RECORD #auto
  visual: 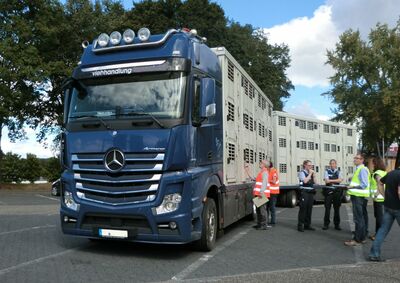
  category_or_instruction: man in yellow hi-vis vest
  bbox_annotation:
[344,153,370,246]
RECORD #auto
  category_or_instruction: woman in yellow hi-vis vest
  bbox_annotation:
[344,153,370,246]
[367,157,387,240]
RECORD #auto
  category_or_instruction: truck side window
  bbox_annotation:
[192,79,201,124]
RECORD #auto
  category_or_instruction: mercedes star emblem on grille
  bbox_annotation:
[104,149,125,172]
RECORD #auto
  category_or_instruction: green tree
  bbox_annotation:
[0,152,24,183]
[325,21,400,165]
[42,157,62,182]
[22,153,42,183]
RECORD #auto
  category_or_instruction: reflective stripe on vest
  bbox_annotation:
[253,168,270,198]
[370,170,387,202]
[348,165,370,197]
[269,168,280,194]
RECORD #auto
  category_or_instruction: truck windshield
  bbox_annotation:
[68,72,186,121]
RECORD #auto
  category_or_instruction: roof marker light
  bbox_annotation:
[123,29,135,43]
[98,33,109,47]
[138,28,151,42]
[110,31,122,45]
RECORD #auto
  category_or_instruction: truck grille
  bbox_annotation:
[72,152,164,205]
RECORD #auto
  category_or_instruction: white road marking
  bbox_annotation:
[345,204,365,263]
[171,208,288,281]
[0,225,56,236]
[0,249,76,276]
[35,194,60,202]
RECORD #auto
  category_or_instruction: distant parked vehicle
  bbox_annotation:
[51,179,61,196]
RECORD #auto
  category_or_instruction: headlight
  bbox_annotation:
[97,33,109,47]
[154,193,182,215]
[109,31,122,45]
[138,28,151,41]
[123,29,135,43]
[64,190,80,211]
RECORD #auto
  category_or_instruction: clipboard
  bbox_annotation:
[252,194,269,207]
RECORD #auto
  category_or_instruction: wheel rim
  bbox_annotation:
[208,210,216,242]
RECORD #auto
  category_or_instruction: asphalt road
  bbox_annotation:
[0,189,399,283]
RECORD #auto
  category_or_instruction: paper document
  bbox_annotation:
[252,194,269,207]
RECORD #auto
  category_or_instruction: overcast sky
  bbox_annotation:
[2,0,400,158]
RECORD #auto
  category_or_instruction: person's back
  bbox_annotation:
[369,167,400,262]
[382,168,400,210]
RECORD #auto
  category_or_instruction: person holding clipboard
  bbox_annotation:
[252,160,271,230]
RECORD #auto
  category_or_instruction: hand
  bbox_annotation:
[258,195,263,198]
[309,170,315,175]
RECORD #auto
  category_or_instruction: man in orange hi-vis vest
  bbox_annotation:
[253,160,270,230]
[267,162,279,225]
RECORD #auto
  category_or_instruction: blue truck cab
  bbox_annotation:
[60,28,243,251]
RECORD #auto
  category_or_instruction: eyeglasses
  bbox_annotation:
[353,157,361,160]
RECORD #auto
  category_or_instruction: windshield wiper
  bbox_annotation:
[70,115,114,131]
[122,111,166,129]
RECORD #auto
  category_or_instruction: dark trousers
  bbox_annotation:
[351,195,367,242]
[256,203,267,227]
[298,191,314,227]
[363,198,369,235]
[266,195,277,224]
[373,201,384,233]
[323,189,342,226]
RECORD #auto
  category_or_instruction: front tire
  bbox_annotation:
[285,190,297,208]
[195,198,217,251]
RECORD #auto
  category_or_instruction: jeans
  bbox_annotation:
[266,195,277,224]
[351,196,367,242]
[323,189,342,226]
[373,201,384,233]
[369,207,400,258]
[256,203,267,227]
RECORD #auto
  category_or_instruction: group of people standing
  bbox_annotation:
[252,153,400,262]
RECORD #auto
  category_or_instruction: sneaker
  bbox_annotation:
[344,240,361,246]
[304,226,316,231]
[368,256,385,262]
[322,225,329,230]
[334,225,342,231]
[256,226,267,230]
[297,225,304,232]
[266,224,272,228]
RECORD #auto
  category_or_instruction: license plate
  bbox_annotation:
[98,228,128,239]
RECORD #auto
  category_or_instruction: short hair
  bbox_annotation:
[269,161,274,168]
[329,159,336,164]
[303,160,311,167]
[356,152,366,160]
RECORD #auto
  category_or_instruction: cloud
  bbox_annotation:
[286,101,332,120]
[1,128,55,158]
[264,0,400,88]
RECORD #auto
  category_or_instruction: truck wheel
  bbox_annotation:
[244,203,256,221]
[195,198,217,251]
[285,190,297,208]
[342,193,351,203]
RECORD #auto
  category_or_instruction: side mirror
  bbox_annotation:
[200,78,216,119]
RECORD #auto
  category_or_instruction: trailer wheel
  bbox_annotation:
[195,198,217,251]
[342,193,351,203]
[285,190,297,208]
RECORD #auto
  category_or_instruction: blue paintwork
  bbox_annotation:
[62,30,224,244]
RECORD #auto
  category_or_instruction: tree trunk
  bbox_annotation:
[395,145,400,169]
[0,122,3,159]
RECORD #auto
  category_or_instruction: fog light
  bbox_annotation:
[64,216,69,222]
[169,222,177,230]
[97,33,109,47]
[110,31,122,45]
[138,28,151,41]
[123,29,135,43]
